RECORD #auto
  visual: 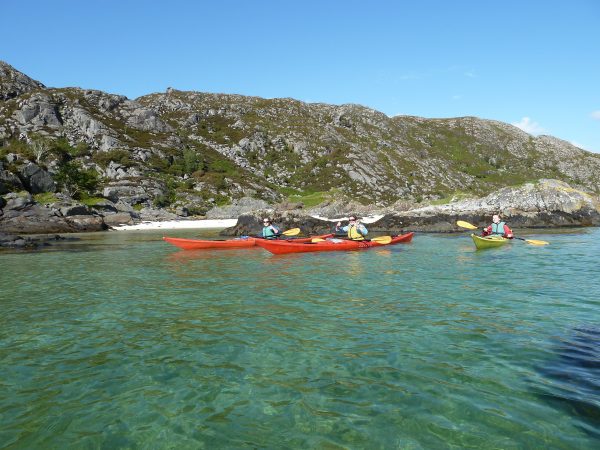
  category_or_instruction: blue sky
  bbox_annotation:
[2,0,599,152]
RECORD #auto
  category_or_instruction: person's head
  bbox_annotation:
[492,214,501,224]
[348,215,357,223]
[263,217,271,226]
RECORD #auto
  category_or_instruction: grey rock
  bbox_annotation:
[103,212,135,226]
[0,169,24,194]
[59,204,92,216]
[175,206,189,217]
[125,107,172,132]
[0,203,105,233]
[19,162,56,193]
[138,207,178,221]
[88,199,118,213]
[13,93,62,129]
[4,192,33,210]
[205,197,270,219]
[0,61,45,100]
[101,179,165,205]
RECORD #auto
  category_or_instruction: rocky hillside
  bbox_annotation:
[2,60,600,231]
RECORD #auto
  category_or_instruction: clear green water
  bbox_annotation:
[1,229,599,449]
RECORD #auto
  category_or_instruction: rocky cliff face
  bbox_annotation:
[1,60,600,235]
[0,61,45,101]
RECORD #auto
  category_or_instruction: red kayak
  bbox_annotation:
[255,232,414,254]
[162,234,334,250]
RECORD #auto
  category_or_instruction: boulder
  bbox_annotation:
[102,212,135,226]
[102,179,165,205]
[13,93,62,129]
[0,203,106,233]
[19,162,56,194]
[205,197,270,219]
[0,169,24,194]
[59,204,92,216]
[3,192,34,210]
[64,215,106,232]
[87,199,118,214]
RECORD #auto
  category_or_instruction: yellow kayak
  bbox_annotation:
[471,234,510,250]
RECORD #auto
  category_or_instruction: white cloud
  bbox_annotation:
[452,95,462,100]
[464,71,476,78]
[591,110,600,120]
[512,117,545,135]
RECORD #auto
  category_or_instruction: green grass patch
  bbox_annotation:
[33,192,60,204]
[286,190,336,208]
[79,196,106,206]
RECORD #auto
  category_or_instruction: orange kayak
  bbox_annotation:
[255,233,414,254]
[162,234,334,250]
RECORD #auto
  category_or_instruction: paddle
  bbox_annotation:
[261,227,300,239]
[312,236,392,244]
[280,228,300,237]
[455,220,549,245]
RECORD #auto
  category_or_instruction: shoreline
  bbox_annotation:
[111,219,238,231]
[111,215,386,232]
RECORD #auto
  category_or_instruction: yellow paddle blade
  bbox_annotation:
[456,220,478,230]
[311,238,326,243]
[371,236,392,244]
[282,228,300,236]
[525,239,549,246]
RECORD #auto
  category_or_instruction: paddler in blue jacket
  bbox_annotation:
[261,217,281,239]
[335,215,368,241]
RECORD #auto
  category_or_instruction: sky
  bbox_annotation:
[2,0,599,152]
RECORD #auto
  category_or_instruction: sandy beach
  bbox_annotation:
[111,219,238,231]
[309,214,385,224]
[111,215,385,231]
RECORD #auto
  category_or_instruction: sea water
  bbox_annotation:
[1,229,598,448]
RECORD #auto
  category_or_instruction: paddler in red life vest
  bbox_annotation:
[482,214,514,238]
[336,215,368,241]
[261,217,281,239]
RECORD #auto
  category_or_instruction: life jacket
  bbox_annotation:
[262,226,278,239]
[347,224,365,241]
[491,221,506,236]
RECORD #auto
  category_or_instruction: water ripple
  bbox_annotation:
[0,229,599,448]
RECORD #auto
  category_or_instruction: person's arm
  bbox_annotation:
[504,224,513,238]
[358,224,368,236]
[336,221,348,232]
[482,225,491,236]
[271,225,281,236]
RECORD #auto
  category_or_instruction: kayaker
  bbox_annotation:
[336,215,368,241]
[482,214,514,238]
[261,217,281,239]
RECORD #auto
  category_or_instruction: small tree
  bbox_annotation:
[55,161,99,199]
[30,138,51,164]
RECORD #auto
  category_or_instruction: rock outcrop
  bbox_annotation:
[0,61,45,100]
[222,180,600,235]
[2,60,600,235]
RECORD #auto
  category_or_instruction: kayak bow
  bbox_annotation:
[162,234,334,250]
[471,234,510,250]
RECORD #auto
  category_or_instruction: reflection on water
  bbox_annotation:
[0,228,599,448]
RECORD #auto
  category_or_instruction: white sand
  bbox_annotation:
[112,214,385,231]
[111,219,238,231]
[309,214,385,224]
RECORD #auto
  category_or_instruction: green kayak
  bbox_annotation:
[471,234,510,250]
